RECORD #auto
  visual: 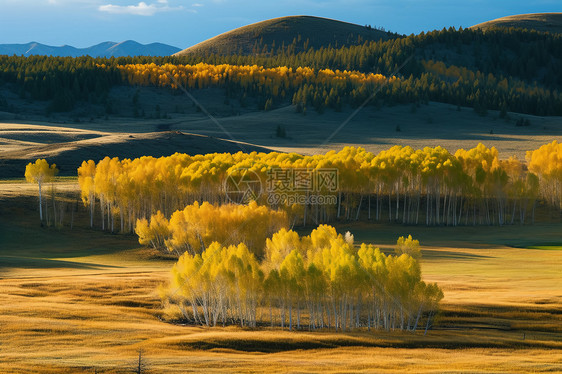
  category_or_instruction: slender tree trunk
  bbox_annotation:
[426,186,430,226]
[416,187,421,225]
[395,183,400,222]
[413,304,423,332]
[38,181,43,221]
[337,191,342,219]
[424,311,434,335]
[458,195,463,226]
[356,194,362,220]
[368,194,371,220]
[388,191,392,222]
[303,198,308,227]
[90,195,95,228]
[403,192,407,224]
[297,301,301,329]
[51,185,56,226]
[100,196,105,230]
[289,298,293,331]
[376,189,380,221]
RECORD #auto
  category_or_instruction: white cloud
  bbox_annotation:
[45,0,100,5]
[192,3,204,6]
[98,1,181,16]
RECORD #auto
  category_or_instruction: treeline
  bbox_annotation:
[160,224,443,332]
[77,142,562,230]
[0,55,121,112]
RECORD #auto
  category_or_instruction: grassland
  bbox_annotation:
[1,182,561,373]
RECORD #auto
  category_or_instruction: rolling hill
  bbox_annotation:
[0,40,181,57]
[174,15,397,56]
[0,123,271,178]
[471,13,562,33]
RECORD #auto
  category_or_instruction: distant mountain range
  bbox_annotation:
[0,40,181,57]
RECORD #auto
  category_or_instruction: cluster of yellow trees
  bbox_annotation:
[118,63,390,90]
[160,225,443,332]
[527,141,562,210]
[77,142,562,231]
[135,201,287,257]
[117,62,392,110]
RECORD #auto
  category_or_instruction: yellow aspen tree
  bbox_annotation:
[395,235,421,259]
[25,159,58,222]
[135,211,170,251]
[78,160,96,227]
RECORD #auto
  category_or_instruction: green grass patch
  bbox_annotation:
[526,245,562,250]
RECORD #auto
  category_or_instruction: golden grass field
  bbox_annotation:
[1,182,561,373]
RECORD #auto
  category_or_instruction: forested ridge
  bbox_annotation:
[2,27,562,115]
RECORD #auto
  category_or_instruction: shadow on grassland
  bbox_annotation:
[172,333,561,352]
[421,249,493,260]
[0,195,139,261]
[0,256,121,270]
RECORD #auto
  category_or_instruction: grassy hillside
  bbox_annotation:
[471,13,562,33]
[0,124,271,178]
[174,15,396,56]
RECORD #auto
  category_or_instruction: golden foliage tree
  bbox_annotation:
[25,159,58,222]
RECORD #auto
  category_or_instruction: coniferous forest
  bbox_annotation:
[2,27,562,115]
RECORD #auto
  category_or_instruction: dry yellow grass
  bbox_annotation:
[471,13,562,34]
[1,185,561,373]
[1,269,561,373]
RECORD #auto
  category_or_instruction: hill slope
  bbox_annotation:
[471,13,562,33]
[175,15,396,56]
[0,124,271,178]
[0,40,181,57]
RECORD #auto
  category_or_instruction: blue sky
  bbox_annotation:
[0,0,559,48]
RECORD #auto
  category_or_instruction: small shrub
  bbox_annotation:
[516,118,531,127]
[276,125,287,138]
